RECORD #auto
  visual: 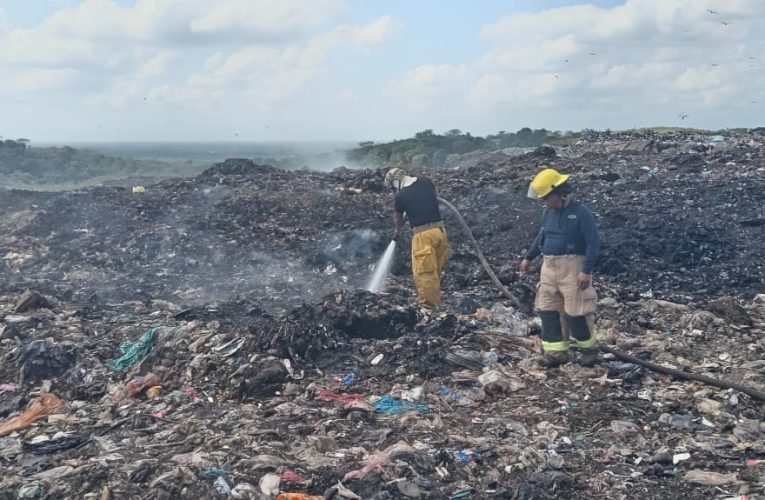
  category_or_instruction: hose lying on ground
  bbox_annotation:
[437,197,521,308]
[600,345,765,402]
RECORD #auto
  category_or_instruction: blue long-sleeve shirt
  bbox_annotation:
[525,201,600,274]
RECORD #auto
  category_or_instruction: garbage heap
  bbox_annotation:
[1,130,765,498]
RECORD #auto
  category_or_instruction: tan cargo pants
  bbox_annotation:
[411,225,449,308]
[535,255,598,352]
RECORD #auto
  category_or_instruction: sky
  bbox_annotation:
[0,0,763,142]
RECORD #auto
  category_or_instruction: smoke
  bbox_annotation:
[314,228,383,271]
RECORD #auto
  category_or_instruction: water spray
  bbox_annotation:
[366,239,397,293]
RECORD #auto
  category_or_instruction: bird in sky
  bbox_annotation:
[678,113,689,120]
[707,8,718,14]
[589,52,597,56]
[720,21,730,26]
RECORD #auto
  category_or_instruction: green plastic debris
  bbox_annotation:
[106,327,169,371]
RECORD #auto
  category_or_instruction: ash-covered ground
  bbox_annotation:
[1,130,764,499]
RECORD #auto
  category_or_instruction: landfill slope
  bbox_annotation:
[0,129,764,499]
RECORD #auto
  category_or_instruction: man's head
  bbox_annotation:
[384,167,416,192]
[527,168,571,208]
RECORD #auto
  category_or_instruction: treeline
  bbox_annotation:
[0,138,187,189]
[347,128,580,169]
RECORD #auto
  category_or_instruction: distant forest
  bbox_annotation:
[0,138,188,189]
[1,126,732,190]
[347,128,581,169]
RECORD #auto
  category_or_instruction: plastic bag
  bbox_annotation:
[0,393,65,437]
[342,450,392,481]
[684,469,737,485]
[610,420,641,439]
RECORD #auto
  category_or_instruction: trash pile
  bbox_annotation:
[1,130,764,498]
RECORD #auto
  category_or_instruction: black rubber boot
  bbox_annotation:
[539,351,570,368]
[578,347,599,367]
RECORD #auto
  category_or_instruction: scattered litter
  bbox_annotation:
[212,337,246,357]
[610,420,641,439]
[126,373,162,398]
[332,373,357,385]
[17,483,44,499]
[342,450,392,481]
[1,131,765,498]
[106,327,164,372]
[684,469,737,485]
[214,476,232,495]
[259,473,281,496]
[0,394,65,437]
[22,434,89,455]
[373,395,427,415]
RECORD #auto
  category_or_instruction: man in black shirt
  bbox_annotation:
[384,168,449,310]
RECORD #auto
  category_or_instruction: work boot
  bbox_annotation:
[415,307,435,329]
[578,347,599,367]
[539,351,569,368]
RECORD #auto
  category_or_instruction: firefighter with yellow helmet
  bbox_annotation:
[521,168,600,367]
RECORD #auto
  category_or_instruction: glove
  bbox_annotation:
[392,229,402,242]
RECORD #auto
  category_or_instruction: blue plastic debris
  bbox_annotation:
[333,373,357,385]
[373,395,427,415]
[199,467,231,479]
[454,450,481,462]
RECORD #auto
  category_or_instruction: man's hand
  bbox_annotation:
[520,258,532,274]
[577,272,592,290]
[392,229,402,242]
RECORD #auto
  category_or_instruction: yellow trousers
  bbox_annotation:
[535,255,598,352]
[411,226,449,308]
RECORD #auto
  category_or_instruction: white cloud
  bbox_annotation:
[391,0,765,130]
[0,68,78,94]
[388,64,469,105]
[0,1,394,110]
[0,7,11,35]
[143,16,395,109]
[188,0,344,36]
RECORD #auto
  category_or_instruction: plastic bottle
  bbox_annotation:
[126,373,161,397]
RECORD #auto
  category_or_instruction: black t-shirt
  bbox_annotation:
[394,176,442,227]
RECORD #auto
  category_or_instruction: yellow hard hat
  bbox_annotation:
[527,168,569,199]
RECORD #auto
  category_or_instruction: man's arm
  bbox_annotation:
[520,224,544,273]
[393,211,406,240]
[525,227,544,262]
[579,206,600,275]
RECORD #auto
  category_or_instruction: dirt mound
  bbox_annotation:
[199,158,281,177]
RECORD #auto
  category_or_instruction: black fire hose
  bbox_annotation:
[437,197,521,308]
[600,345,765,402]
